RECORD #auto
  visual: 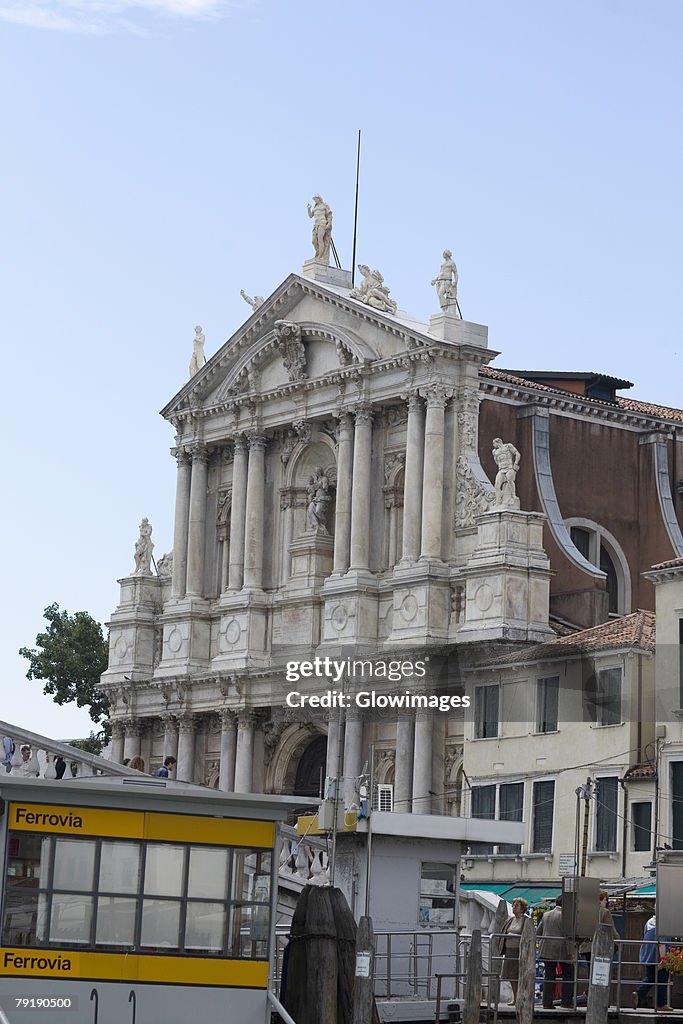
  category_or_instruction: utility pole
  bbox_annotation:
[579,777,593,876]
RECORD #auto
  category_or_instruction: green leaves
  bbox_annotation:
[19,603,110,733]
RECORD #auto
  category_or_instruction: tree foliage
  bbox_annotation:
[19,603,110,733]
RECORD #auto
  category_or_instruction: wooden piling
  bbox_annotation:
[586,922,614,1024]
[516,916,536,1024]
[463,928,482,1024]
[353,915,375,1024]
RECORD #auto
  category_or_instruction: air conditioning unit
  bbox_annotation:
[373,783,394,813]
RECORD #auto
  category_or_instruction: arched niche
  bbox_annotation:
[265,723,327,795]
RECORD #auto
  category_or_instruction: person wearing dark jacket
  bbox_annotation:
[537,895,575,1009]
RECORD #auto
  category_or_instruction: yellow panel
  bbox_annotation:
[0,948,268,988]
[8,803,275,848]
[144,812,274,848]
[296,812,357,836]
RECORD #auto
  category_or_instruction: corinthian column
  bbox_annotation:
[218,709,237,792]
[333,412,354,574]
[243,435,266,589]
[412,708,433,814]
[394,712,415,813]
[186,446,209,595]
[401,394,425,562]
[228,437,248,590]
[171,450,192,598]
[234,711,256,792]
[342,708,363,808]
[420,386,450,560]
[162,714,179,761]
[110,721,125,765]
[349,405,373,571]
[176,713,196,783]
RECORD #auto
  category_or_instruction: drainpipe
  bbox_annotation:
[620,778,628,879]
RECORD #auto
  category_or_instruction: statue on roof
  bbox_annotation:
[350,264,397,314]
[134,518,154,575]
[240,289,265,311]
[431,249,460,314]
[492,438,521,508]
[189,325,206,378]
[307,194,333,263]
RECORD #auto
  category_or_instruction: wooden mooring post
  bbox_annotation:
[463,928,482,1024]
[586,923,615,1024]
[516,916,536,1024]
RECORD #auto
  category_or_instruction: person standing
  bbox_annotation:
[633,915,672,1012]
[537,895,575,1009]
[580,890,619,963]
[500,897,529,1005]
[154,756,177,778]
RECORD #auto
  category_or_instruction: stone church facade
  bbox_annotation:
[100,252,683,822]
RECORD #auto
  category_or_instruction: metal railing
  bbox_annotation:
[267,990,298,1024]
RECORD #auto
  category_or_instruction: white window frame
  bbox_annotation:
[593,774,620,853]
[535,675,560,733]
[474,683,500,739]
[564,517,631,615]
[531,777,556,854]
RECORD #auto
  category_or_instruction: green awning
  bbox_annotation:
[460,883,561,906]
[632,884,656,895]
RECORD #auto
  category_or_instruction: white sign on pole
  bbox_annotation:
[591,956,611,988]
[559,854,577,876]
[355,952,371,978]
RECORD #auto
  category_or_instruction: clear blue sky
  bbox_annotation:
[2,0,682,737]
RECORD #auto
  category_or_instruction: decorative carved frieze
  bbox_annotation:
[292,419,312,445]
[384,450,406,484]
[385,404,409,427]
[275,320,307,382]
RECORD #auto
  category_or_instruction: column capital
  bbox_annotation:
[405,391,424,413]
[111,720,126,740]
[190,443,210,465]
[177,712,195,734]
[123,718,142,737]
[218,708,237,730]
[233,434,249,454]
[237,709,257,728]
[419,384,454,409]
[161,713,179,735]
[245,431,267,452]
[334,409,354,429]
[172,447,192,468]
[351,402,374,424]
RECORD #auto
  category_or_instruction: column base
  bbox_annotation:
[385,561,452,647]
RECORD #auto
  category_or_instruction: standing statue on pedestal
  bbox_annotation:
[306,467,332,532]
[307,195,333,264]
[134,518,154,575]
[240,289,265,311]
[189,326,206,378]
[431,250,460,314]
[492,438,521,508]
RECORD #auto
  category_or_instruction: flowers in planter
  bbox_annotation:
[660,948,683,976]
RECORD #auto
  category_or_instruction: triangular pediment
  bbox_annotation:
[161,272,437,421]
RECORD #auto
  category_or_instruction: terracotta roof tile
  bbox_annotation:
[623,763,657,780]
[486,610,656,667]
[649,556,683,570]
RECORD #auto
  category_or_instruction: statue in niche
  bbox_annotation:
[306,467,332,532]
[157,551,173,578]
[307,194,333,263]
[350,264,397,314]
[492,438,521,507]
[134,518,154,575]
[240,289,265,311]
[188,325,206,377]
[431,249,460,314]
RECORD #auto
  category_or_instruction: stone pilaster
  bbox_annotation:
[218,709,237,792]
[186,446,209,596]
[333,412,354,574]
[420,385,451,561]
[228,437,249,590]
[176,712,196,783]
[401,394,425,563]
[234,710,256,792]
[349,405,373,572]
[171,450,192,599]
[325,713,343,785]
[243,435,266,589]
